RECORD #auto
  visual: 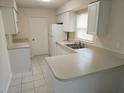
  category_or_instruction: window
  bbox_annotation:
[76,11,94,41]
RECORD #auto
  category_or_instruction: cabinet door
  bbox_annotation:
[56,44,68,56]
[13,9,18,33]
[63,12,69,31]
[63,11,76,32]
[1,8,18,34]
[56,44,75,56]
[87,1,100,35]
[57,15,63,23]
[13,0,18,11]
[9,48,31,73]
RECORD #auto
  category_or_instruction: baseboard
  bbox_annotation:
[5,72,12,93]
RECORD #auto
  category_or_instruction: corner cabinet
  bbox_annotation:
[87,0,112,36]
[1,7,18,34]
[63,11,76,32]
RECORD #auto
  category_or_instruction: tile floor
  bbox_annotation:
[8,55,49,93]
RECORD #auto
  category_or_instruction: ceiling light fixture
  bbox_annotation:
[41,0,52,2]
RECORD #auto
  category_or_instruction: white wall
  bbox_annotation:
[0,10,12,93]
[14,8,57,41]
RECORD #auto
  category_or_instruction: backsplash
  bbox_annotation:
[68,32,75,41]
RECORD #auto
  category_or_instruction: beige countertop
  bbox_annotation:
[8,42,30,50]
[45,46,124,81]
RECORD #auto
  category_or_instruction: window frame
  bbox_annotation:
[75,9,95,43]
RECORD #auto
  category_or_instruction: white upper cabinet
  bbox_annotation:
[13,0,18,11]
[57,14,63,23]
[0,0,18,10]
[87,0,112,36]
[0,0,18,34]
[1,7,18,34]
[87,1,100,35]
[63,11,76,32]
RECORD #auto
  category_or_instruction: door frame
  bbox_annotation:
[29,16,49,57]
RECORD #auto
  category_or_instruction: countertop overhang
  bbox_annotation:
[45,46,124,81]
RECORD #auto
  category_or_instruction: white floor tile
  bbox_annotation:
[32,63,39,66]
[22,82,34,91]
[32,67,41,71]
[8,84,21,93]
[10,78,21,87]
[8,55,49,93]
[22,89,34,93]
[34,79,46,88]
[22,76,33,83]
[22,72,32,78]
[32,70,42,75]
[35,86,47,93]
[12,73,22,80]
[33,74,43,81]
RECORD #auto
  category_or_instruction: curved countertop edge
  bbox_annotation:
[45,46,124,81]
[45,58,123,81]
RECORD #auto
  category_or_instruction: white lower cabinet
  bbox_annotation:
[44,62,122,93]
[56,44,74,56]
[56,44,68,55]
[9,48,31,74]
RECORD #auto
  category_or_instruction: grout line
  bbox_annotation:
[20,55,49,93]
[39,57,48,88]
[20,73,22,93]
[31,61,36,93]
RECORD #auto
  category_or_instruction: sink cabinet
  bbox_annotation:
[56,43,75,56]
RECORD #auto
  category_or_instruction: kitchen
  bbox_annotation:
[0,0,124,93]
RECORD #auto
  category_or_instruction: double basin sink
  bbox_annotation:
[65,43,85,49]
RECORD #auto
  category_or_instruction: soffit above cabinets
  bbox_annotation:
[15,0,70,8]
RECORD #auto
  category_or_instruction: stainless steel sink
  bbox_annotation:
[65,43,85,49]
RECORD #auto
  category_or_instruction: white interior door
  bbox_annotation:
[30,17,48,56]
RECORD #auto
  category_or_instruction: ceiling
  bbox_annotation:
[16,0,70,8]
